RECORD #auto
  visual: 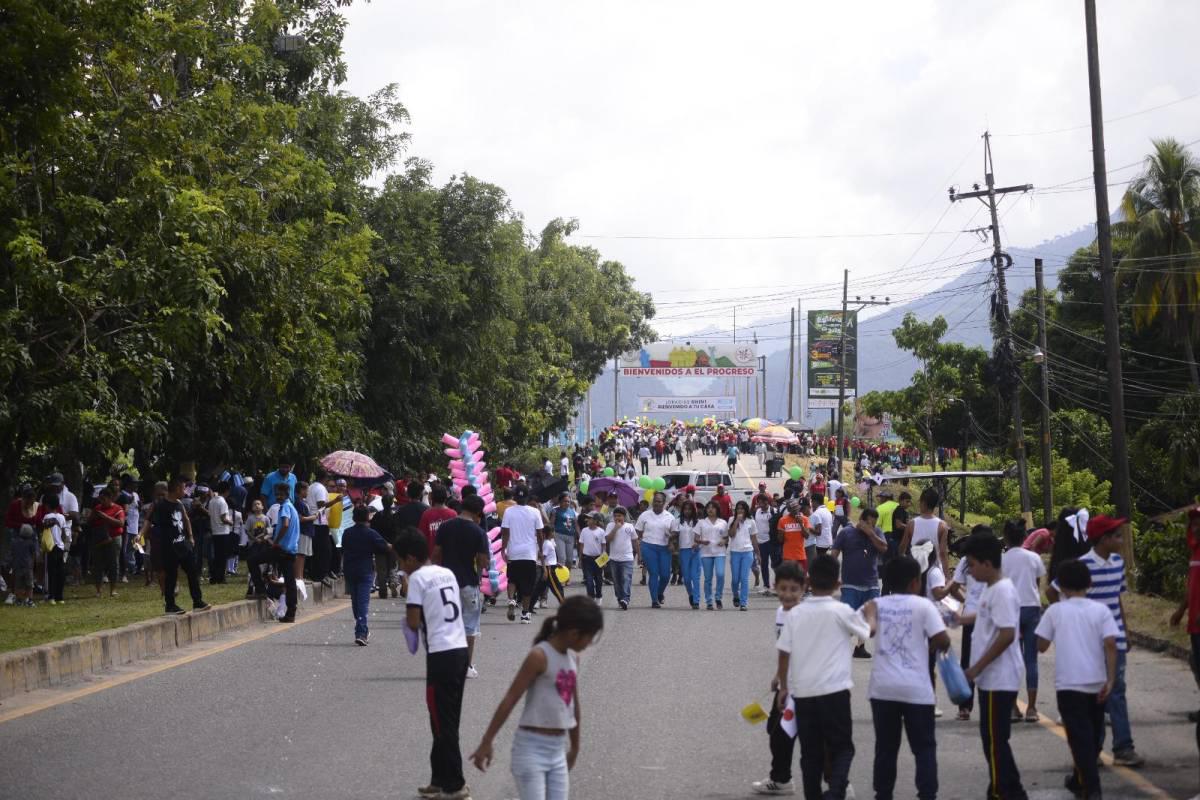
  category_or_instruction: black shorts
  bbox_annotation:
[507,560,538,599]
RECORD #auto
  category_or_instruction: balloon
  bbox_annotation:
[441,433,460,447]
[788,466,804,480]
[638,475,653,489]
[825,500,836,512]
[483,501,497,514]
[653,477,666,491]
[603,467,615,477]
[579,480,590,495]
[850,496,861,508]
[644,488,655,502]
[451,477,467,488]
[554,566,570,585]
[444,448,462,458]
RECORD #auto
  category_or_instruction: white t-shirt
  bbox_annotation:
[728,517,755,552]
[580,526,606,558]
[925,565,946,604]
[1001,547,1046,608]
[696,518,728,558]
[970,578,1025,692]
[541,538,558,566]
[208,495,232,536]
[753,509,772,543]
[560,457,569,476]
[952,559,986,613]
[775,604,794,640]
[678,519,700,550]
[1034,597,1120,692]
[809,506,834,548]
[866,594,947,705]
[543,460,553,474]
[42,512,68,549]
[605,522,638,562]
[777,596,871,698]
[60,487,79,532]
[503,504,544,561]
[309,481,329,525]
[125,492,141,536]
[635,509,679,547]
[406,565,468,654]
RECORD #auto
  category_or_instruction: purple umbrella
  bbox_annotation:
[585,477,641,510]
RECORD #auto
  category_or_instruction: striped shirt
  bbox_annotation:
[1056,549,1128,652]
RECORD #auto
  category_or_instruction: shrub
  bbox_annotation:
[1132,516,1189,600]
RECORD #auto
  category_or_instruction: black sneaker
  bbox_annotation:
[853,644,872,659]
[651,602,661,609]
[193,602,212,612]
[164,606,187,616]
[355,637,367,647]
[716,601,723,610]
[278,615,295,624]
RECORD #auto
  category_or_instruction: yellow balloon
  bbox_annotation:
[825,500,836,512]
[644,488,656,502]
[554,566,570,585]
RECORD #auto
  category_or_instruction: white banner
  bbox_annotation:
[807,397,853,410]
[639,396,736,413]
[621,341,757,377]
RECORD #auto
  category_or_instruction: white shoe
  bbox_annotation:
[466,665,479,679]
[4,594,14,605]
[520,613,532,624]
[538,599,548,609]
[845,783,856,799]
[934,707,943,718]
[751,778,795,795]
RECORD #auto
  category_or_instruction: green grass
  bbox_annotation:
[1123,591,1190,652]
[0,574,252,653]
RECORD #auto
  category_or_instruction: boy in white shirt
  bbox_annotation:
[1035,558,1118,800]
[605,507,640,610]
[578,514,607,603]
[860,556,950,800]
[1002,520,1047,722]
[752,561,806,796]
[775,555,870,800]
[397,528,471,800]
[961,533,1028,800]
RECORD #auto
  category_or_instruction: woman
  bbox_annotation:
[677,501,702,609]
[727,501,758,611]
[695,500,729,610]
[898,487,949,572]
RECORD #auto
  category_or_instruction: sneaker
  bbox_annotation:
[761,588,775,596]
[193,602,212,612]
[320,578,333,588]
[507,600,517,621]
[1111,749,1144,767]
[278,615,295,623]
[691,603,701,610]
[651,602,661,609]
[594,597,602,607]
[716,601,723,610]
[47,599,56,605]
[417,785,442,797]
[466,665,479,679]
[435,786,472,800]
[751,778,795,795]
[706,603,714,610]
[355,637,367,646]
[165,606,187,615]
[739,605,748,612]
[538,599,548,609]
[934,707,944,718]
[852,644,872,659]
[25,599,36,607]
[618,600,628,611]
[520,613,531,624]
[120,575,129,584]
[5,594,15,605]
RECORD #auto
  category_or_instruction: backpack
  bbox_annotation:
[41,524,55,553]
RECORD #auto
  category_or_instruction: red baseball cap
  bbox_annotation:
[1086,514,1127,541]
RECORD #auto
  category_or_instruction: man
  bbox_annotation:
[251,482,300,622]
[808,493,835,563]
[370,491,400,598]
[875,489,900,563]
[260,461,297,504]
[419,484,457,551]
[638,444,651,476]
[890,491,912,563]
[756,440,767,470]
[831,506,888,658]
[1047,514,1144,767]
[713,483,733,521]
[145,476,211,615]
[188,486,212,582]
[120,474,141,580]
[726,442,740,474]
[308,472,330,583]
[433,495,490,679]
[208,481,234,583]
[500,486,544,624]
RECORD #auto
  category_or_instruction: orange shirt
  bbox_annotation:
[780,514,809,563]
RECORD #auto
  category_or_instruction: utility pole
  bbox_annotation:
[796,299,803,421]
[1034,258,1054,525]
[787,308,795,421]
[835,269,889,478]
[949,133,1034,525]
[760,355,767,419]
[613,356,619,425]
[1084,0,1133,561]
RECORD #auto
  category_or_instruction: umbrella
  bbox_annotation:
[320,450,388,479]
[753,425,799,446]
[584,477,641,509]
[742,418,772,432]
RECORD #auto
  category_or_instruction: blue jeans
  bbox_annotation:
[611,559,634,605]
[581,555,603,599]
[730,550,754,606]
[511,728,569,800]
[641,542,671,603]
[348,572,373,639]
[702,555,726,605]
[679,548,701,604]
[841,586,879,611]
[1018,605,1040,691]
[1101,650,1133,753]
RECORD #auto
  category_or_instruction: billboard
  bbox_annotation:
[620,341,757,377]
[807,310,857,403]
[639,396,736,414]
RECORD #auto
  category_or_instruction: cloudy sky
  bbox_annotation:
[340,1,1200,345]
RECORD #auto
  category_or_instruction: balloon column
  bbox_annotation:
[441,429,502,594]
[481,527,508,597]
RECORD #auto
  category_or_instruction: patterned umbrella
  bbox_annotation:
[752,425,798,445]
[742,418,772,432]
[319,450,388,479]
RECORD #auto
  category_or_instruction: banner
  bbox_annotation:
[621,341,757,377]
[807,310,857,401]
[638,396,736,413]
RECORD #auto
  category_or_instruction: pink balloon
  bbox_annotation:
[441,433,460,447]
[483,501,496,514]
[476,471,488,485]
[452,478,468,488]
[444,448,461,458]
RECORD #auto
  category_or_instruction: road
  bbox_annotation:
[0,451,1196,799]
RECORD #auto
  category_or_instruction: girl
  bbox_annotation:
[535,534,566,608]
[677,500,702,609]
[696,500,729,610]
[727,501,758,611]
[470,596,603,800]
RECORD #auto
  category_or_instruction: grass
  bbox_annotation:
[1123,591,1190,652]
[0,573,252,653]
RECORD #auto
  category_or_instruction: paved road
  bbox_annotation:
[0,452,1196,799]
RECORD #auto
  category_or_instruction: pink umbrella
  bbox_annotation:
[319,450,388,479]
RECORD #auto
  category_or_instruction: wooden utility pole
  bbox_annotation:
[787,308,795,420]
[835,270,889,474]
[1034,258,1054,525]
[613,356,619,424]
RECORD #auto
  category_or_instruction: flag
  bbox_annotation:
[780,695,798,738]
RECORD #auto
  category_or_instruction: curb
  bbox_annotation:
[0,581,344,701]
[1127,628,1192,663]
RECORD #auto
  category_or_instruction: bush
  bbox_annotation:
[963,454,1113,530]
[1132,517,1189,600]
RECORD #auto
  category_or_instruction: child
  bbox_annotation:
[469,595,603,800]
[243,499,271,597]
[947,525,989,720]
[41,494,69,604]
[752,560,807,796]
[534,534,566,608]
[859,556,951,800]
[341,506,394,646]
[960,533,1028,800]
[10,524,38,607]
[1035,558,1118,800]
[578,514,606,604]
[1001,519,1046,722]
[604,507,640,610]
[396,528,471,800]
[775,555,870,800]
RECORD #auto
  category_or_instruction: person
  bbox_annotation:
[832,506,888,659]
[342,506,394,646]
[1048,507,1091,585]
[502,486,545,624]
[775,555,871,800]
[1001,519,1046,723]
[726,442,740,474]
[808,494,834,563]
[578,513,606,604]
[677,500,702,609]
[208,481,234,584]
[9,523,38,606]
[420,484,457,551]
[260,461,296,504]
[559,451,569,479]
[637,444,651,475]
[41,494,68,604]
[1169,507,1200,724]
[960,533,1028,800]
[875,489,899,558]
[753,495,776,596]
[858,557,951,800]
[1046,514,1144,767]
[604,506,639,610]
[326,478,351,579]
[432,495,490,677]
[396,529,471,800]
[551,493,578,569]
[469,596,602,800]
[712,483,733,521]
[750,560,807,796]
[534,533,566,608]
[120,474,141,580]
[88,486,125,597]
[1035,558,1119,800]
[635,491,679,608]
[898,488,950,576]
[778,500,810,569]
[890,491,912,564]
[696,499,729,610]
[252,482,299,622]
[147,477,211,615]
[728,501,758,611]
[946,528,987,720]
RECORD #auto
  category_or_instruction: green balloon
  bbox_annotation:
[788,466,804,480]
[579,480,590,495]
[638,475,653,489]
[850,496,861,508]
[603,467,615,477]
[653,477,667,491]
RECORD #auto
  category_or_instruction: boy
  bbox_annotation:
[250,483,299,622]
[1035,558,1118,800]
[752,560,807,796]
[396,528,471,800]
[859,556,950,800]
[41,495,69,604]
[579,513,607,603]
[9,524,38,606]
[605,506,640,610]
[1002,520,1046,722]
[341,506,394,646]
[776,555,870,800]
[961,533,1028,800]
[831,506,889,658]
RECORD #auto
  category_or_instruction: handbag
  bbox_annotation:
[171,533,194,558]
[937,647,972,706]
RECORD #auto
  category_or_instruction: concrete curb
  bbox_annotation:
[0,581,344,701]
[1127,628,1192,664]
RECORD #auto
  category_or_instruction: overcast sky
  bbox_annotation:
[340,1,1200,344]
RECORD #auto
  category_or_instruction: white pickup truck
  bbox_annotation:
[660,470,751,504]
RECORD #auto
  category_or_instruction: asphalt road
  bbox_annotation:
[0,451,1196,800]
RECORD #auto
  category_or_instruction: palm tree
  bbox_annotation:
[1116,137,1200,389]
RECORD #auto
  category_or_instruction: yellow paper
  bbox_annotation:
[741,702,768,724]
[594,553,610,568]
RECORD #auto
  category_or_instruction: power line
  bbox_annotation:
[993,90,1200,137]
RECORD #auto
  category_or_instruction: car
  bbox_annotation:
[659,471,751,504]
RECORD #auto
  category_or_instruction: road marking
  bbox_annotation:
[0,600,347,726]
